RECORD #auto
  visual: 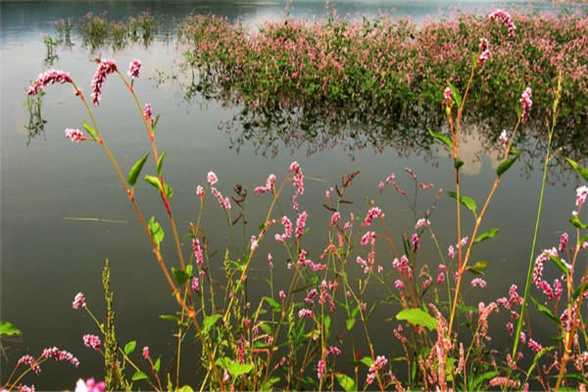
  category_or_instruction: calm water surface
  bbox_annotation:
[1,1,587,388]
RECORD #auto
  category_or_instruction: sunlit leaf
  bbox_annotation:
[428,129,452,150]
[216,357,254,378]
[127,153,149,186]
[0,321,21,337]
[474,229,499,244]
[566,158,588,181]
[131,370,148,381]
[496,151,521,177]
[156,152,166,176]
[336,373,356,392]
[447,191,478,216]
[147,217,164,247]
[396,308,437,331]
[202,314,222,336]
[82,122,99,142]
[124,340,137,355]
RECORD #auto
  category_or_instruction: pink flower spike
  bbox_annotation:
[498,130,509,147]
[443,87,453,107]
[143,103,153,122]
[470,277,487,288]
[142,346,150,360]
[488,9,516,37]
[295,211,308,239]
[207,171,218,186]
[65,128,88,143]
[519,87,532,123]
[75,378,106,392]
[90,59,117,106]
[363,206,384,226]
[83,334,101,351]
[127,59,142,79]
[254,174,277,194]
[27,69,73,96]
[73,292,86,310]
[478,38,491,65]
[195,185,205,198]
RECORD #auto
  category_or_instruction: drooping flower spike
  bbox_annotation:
[90,59,118,106]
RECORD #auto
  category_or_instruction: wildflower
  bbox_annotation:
[254,174,277,194]
[27,69,73,96]
[410,233,420,252]
[470,277,487,288]
[191,276,200,293]
[75,378,106,392]
[192,238,204,265]
[143,103,153,122]
[195,185,205,198]
[42,347,80,367]
[488,9,516,37]
[528,338,543,353]
[366,355,388,385]
[489,377,520,389]
[295,211,308,239]
[19,386,35,392]
[392,255,412,277]
[90,59,117,106]
[304,288,318,305]
[267,252,273,268]
[520,87,532,123]
[377,180,385,192]
[330,211,341,225]
[436,265,446,284]
[65,128,88,143]
[278,290,286,301]
[328,346,342,356]
[72,292,86,310]
[414,218,430,230]
[82,334,101,351]
[289,161,304,210]
[275,215,293,242]
[207,171,218,186]
[418,182,434,191]
[316,359,326,380]
[443,87,453,107]
[394,279,405,290]
[142,346,150,360]
[298,308,314,319]
[127,59,141,79]
[17,355,41,374]
[558,232,569,252]
[498,130,509,147]
[478,38,491,65]
[448,245,455,260]
[319,280,337,312]
[363,206,384,226]
[250,235,259,251]
[576,185,588,209]
[211,187,231,210]
[360,231,376,246]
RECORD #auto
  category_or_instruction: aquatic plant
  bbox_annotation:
[3,9,588,392]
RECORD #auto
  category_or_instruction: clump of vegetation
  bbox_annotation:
[78,11,156,50]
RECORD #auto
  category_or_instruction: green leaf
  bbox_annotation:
[144,175,163,191]
[127,153,149,186]
[360,356,373,367]
[454,158,464,170]
[466,260,488,275]
[396,308,437,331]
[153,357,161,372]
[335,373,357,392]
[176,387,194,392]
[216,357,254,378]
[147,217,164,247]
[471,371,498,390]
[474,228,499,244]
[448,83,462,107]
[82,122,100,142]
[131,370,148,381]
[163,183,174,199]
[346,317,356,331]
[172,267,190,285]
[530,296,558,324]
[156,152,166,176]
[0,321,22,337]
[570,215,588,229]
[263,296,281,312]
[565,158,588,181]
[573,281,588,300]
[124,340,137,355]
[202,314,222,336]
[428,129,452,150]
[549,255,570,276]
[447,191,478,216]
[260,377,280,391]
[159,314,179,322]
[496,151,521,177]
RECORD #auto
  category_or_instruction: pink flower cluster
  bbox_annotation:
[275,215,293,242]
[576,185,588,210]
[83,334,101,351]
[360,231,376,246]
[519,87,532,123]
[366,355,388,385]
[470,277,487,288]
[295,211,308,239]
[392,255,412,278]
[127,59,142,79]
[27,69,73,96]
[532,247,562,300]
[414,218,430,230]
[298,308,314,318]
[316,359,326,380]
[254,174,276,194]
[75,378,105,392]
[488,9,516,37]
[17,355,41,374]
[90,59,117,106]
[211,187,231,210]
[297,249,326,272]
[192,238,204,265]
[143,103,153,122]
[363,206,384,226]
[289,161,304,210]
[72,292,86,310]
[41,346,80,367]
[65,128,88,143]
[478,38,491,65]
[443,87,453,107]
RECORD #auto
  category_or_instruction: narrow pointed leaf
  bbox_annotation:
[448,191,478,216]
[127,153,149,186]
[496,151,521,177]
[147,217,164,247]
[474,228,499,244]
[156,152,166,176]
[565,158,588,181]
[428,129,452,150]
[82,122,99,142]
[144,175,162,191]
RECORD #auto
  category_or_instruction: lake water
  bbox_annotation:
[1,1,587,388]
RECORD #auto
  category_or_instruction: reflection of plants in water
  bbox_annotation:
[79,12,156,51]
[55,18,74,47]
[24,93,47,145]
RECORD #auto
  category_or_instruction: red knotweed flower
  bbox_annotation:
[470,277,487,288]
[528,338,543,353]
[519,87,532,123]
[443,87,453,107]
[363,206,384,226]
[366,355,388,385]
[42,347,80,367]
[142,346,150,360]
[488,9,517,38]
[143,103,153,122]
[360,231,376,246]
[295,211,308,239]
[207,171,218,186]
[254,174,276,194]
[298,308,313,318]
[274,215,293,242]
[72,292,86,310]
[27,69,73,96]
[195,185,205,198]
[90,59,117,106]
[415,218,430,230]
[192,238,204,265]
[289,161,304,210]
[316,359,326,380]
[127,59,141,79]
[75,378,105,392]
[498,130,509,147]
[64,128,88,143]
[576,186,588,209]
[211,187,231,210]
[329,211,341,226]
[478,38,491,65]
[191,276,200,293]
[82,334,101,351]
[17,355,41,374]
